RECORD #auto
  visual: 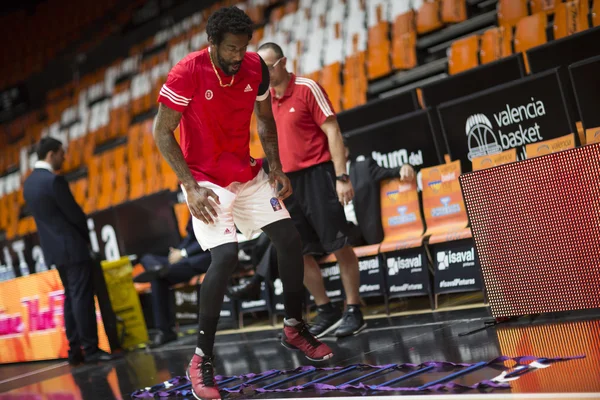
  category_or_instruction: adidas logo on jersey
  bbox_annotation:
[289,107,295,113]
[244,84,252,92]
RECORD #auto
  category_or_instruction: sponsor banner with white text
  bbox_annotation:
[431,239,483,295]
[437,69,575,173]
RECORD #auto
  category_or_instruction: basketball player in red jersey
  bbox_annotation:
[153,7,333,400]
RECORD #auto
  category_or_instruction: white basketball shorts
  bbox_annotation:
[181,169,290,250]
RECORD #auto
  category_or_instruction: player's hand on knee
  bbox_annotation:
[186,185,220,224]
[337,181,354,205]
[269,169,293,200]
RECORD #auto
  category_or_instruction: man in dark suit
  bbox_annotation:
[133,216,211,347]
[345,140,415,245]
[23,137,116,365]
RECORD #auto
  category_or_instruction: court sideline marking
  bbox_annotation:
[0,361,68,385]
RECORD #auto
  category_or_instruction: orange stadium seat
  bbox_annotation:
[448,35,480,75]
[514,12,548,55]
[594,0,600,26]
[553,0,590,39]
[530,0,557,14]
[174,203,191,238]
[479,26,513,64]
[320,62,343,113]
[417,0,445,34]
[391,8,417,70]
[343,51,368,110]
[498,0,530,26]
[112,164,129,206]
[129,159,146,201]
[97,169,115,211]
[108,82,132,139]
[367,3,392,80]
[441,0,467,23]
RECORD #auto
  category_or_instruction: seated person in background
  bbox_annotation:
[344,138,416,246]
[134,216,211,347]
[226,231,276,300]
[228,146,416,300]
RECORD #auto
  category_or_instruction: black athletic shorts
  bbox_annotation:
[283,161,351,256]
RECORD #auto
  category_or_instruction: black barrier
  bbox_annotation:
[307,263,345,307]
[526,26,600,123]
[429,239,483,308]
[437,69,575,173]
[174,284,199,326]
[337,90,419,133]
[420,53,526,108]
[569,55,600,137]
[0,190,181,281]
[382,248,433,308]
[357,255,387,300]
[237,281,273,328]
[271,278,286,317]
[344,109,443,171]
[220,294,238,329]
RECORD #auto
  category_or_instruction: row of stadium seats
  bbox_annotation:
[1,0,599,243]
[449,0,600,74]
[0,0,148,91]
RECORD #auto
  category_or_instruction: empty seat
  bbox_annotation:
[498,0,529,26]
[391,3,417,70]
[479,26,513,64]
[367,1,392,79]
[515,12,549,72]
[593,0,600,26]
[448,35,480,75]
[530,0,557,14]
[441,0,467,23]
[417,0,444,34]
[553,0,590,40]
[320,62,343,113]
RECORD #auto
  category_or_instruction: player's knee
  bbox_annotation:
[210,242,239,269]
[268,219,302,254]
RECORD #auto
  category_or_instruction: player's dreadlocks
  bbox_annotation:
[206,6,254,45]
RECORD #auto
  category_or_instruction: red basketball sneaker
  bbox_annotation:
[281,321,334,362]
[186,353,221,400]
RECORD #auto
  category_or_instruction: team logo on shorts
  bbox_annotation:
[205,90,213,100]
[250,156,256,166]
[270,197,282,211]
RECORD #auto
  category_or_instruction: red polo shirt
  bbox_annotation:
[271,74,336,173]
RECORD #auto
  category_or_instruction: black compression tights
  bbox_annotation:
[197,218,305,356]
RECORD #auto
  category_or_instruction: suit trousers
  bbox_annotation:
[56,260,99,355]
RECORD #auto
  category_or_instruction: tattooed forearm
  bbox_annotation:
[153,103,197,188]
[255,97,283,171]
[257,117,283,170]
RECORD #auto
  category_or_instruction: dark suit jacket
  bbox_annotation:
[23,168,91,267]
[349,158,400,245]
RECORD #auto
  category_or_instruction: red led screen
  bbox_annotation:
[459,143,600,318]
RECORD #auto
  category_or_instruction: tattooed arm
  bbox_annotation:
[153,104,196,188]
[153,103,220,224]
[254,94,292,199]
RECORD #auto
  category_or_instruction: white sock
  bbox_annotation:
[284,318,301,327]
[195,347,205,357]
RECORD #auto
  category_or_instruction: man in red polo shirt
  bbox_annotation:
[153,7,332,400]
[258,42,366,339]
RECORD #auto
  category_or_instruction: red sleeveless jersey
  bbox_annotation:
[157,48,269,187]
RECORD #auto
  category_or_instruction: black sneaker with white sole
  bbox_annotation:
[308,305,343,338]
[334,306,367,337]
